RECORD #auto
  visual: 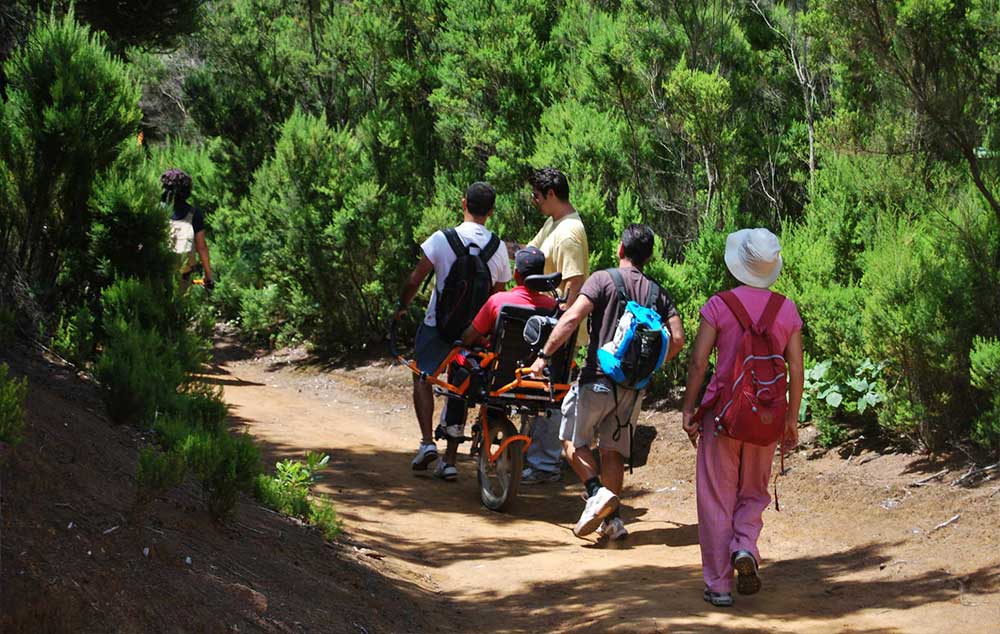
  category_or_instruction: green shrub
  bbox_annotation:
[970,337,1000,451]
[309,498,342,540]
[0,9,142,305]
[87,143,174,288]
[237,284,281,346]
[94,321,184,426]
[800,359,884,447]
[212,108,413,350]
[0,363,28,446]
[861,193,999,449]
[181,431,260,520]
[171,382,228,435]
[100,277,208,374]
[255,473,310,518]
[52,305,95,366]
[152,415,192,451]
[136,446,187,500]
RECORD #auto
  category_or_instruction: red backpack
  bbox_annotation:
[699,291,789,446]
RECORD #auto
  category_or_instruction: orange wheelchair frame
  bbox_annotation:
[392,345,572,468]
[388,278,576,511]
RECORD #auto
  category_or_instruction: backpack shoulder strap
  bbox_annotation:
[443,227,467,258]
[607,268,631,304]
[644,277,661,310]
[718,290,753,332]
[479,233,501,264]
[756,292,787,332]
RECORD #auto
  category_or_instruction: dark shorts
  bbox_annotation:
[414,323,453,375]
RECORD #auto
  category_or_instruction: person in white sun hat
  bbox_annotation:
[723,228,784,288]
[680,227,805,608]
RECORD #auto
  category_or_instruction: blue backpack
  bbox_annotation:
[597,269,670,390]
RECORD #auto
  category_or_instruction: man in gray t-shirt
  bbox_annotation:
[529,224,685,541]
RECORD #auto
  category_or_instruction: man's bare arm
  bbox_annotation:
[665,315,685,361]
[461,323,486,348]
[561,274,584,307]
[194,231,213,281]
[395,255,434,319]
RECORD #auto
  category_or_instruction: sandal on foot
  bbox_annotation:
[703,588,734,607]
[732,550,762,595]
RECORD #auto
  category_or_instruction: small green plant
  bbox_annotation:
[152,415,192,450]
[275,451,329,492]
[800,358,885,447]
[309,498,342,540]
[136,446,187,502]
[181,431,260,520]
[0,363,28,447]
[52,304,95,366]
[171,382,229,435]
[255,452,340,538]
[94,321,185,425]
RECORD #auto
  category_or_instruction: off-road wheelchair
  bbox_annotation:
[390,273,577,511]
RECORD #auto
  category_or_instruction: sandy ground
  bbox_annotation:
[220,345,1000,634]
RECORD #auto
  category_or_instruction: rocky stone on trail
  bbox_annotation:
[807,447,827,460]
[229,583,268,615]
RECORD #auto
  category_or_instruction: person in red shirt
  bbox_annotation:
[432,247,557,481]
[460,246,557,348]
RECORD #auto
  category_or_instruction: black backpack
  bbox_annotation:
[434,228,501,342]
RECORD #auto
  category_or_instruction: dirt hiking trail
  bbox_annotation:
[220,344,999,634]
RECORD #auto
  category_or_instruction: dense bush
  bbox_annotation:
[52,305,95,366]
[0,363,28,447]
[87,143,175,289]
[0,9,141,307]
[181,430,259,520]
[970,337,1000,451]
[861,197,998,450]
[136,446,188,503]
[94,320,184,425]
[211,109,416,349]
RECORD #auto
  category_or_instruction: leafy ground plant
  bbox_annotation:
[256,451,341,538]
[801,359,885,447]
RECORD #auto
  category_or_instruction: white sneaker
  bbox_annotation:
[597,517,628,541]
[411,442,438,471]
[434,461,458,481]
[573,487,619,537]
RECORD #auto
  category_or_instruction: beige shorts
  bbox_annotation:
[559,379,643,458]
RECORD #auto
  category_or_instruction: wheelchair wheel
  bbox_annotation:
[477,414,523,512]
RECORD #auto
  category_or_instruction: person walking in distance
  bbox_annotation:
[162,169,214,293]
[680,228,804,608]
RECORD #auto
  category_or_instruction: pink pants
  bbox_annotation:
[696,420,777,593]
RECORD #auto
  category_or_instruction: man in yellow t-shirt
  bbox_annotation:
[517,167,590,483]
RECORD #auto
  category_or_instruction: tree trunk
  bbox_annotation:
[964,148,1000,226]
[803,86,816,191]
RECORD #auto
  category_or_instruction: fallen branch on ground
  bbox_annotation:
[951,462,999,487]
[909,469,948,487]
[931,514,961,532]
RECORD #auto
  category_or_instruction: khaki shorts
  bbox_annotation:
[559,379,643,458]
